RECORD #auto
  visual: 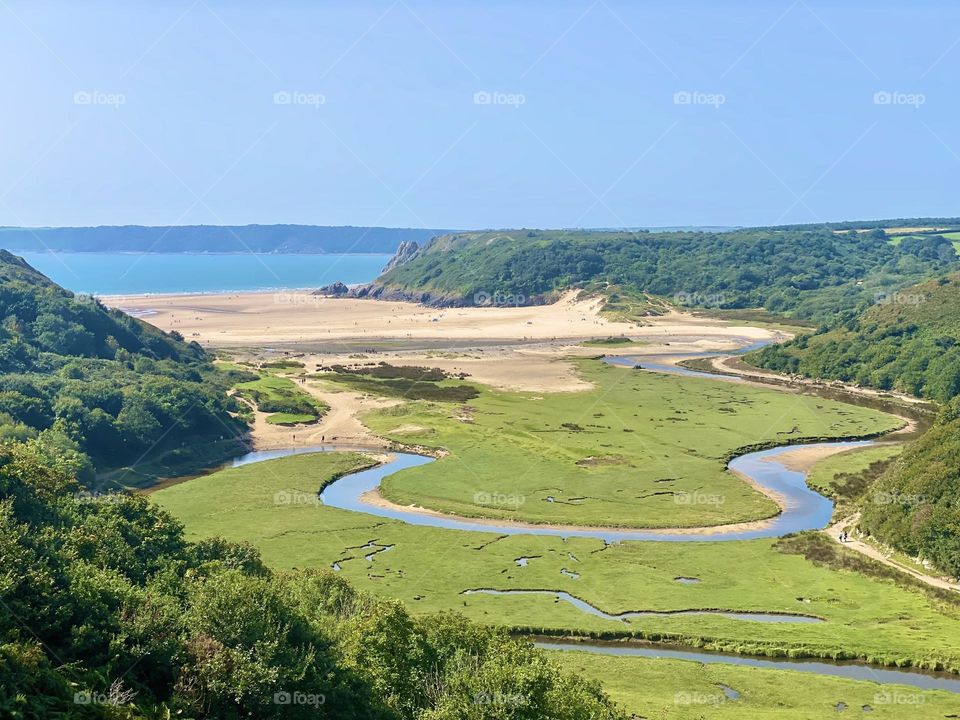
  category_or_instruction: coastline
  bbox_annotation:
[9,249,394,256]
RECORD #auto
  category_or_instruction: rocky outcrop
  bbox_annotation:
[382,240,421,273]
[312,281,349,297]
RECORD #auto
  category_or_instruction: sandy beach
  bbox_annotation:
[104,290,775,348]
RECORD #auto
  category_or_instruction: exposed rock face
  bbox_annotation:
[382,240,420,273]
[312,281,349,296]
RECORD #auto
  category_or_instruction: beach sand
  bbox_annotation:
[104,290,774,348]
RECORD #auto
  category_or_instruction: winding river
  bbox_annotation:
[317,442,866,542]
[197,344,959,693]
[318,342,876,541]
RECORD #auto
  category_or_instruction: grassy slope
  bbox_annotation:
[371,228,958,321]
[363,359,899,528]
[0,251,249,476]
[749,273,960,402]
[551,652,959,719]
[0,249,202,367]
[806,444,904,517]
[859,416,960,576]
[154,452,960,671]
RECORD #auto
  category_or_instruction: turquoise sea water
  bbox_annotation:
[10,252,392,295]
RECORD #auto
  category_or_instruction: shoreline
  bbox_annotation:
[11,249,395,257]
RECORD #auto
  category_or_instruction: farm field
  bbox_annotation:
[342,359,901,528]
[889,231,960,256]
[154,450,960,671]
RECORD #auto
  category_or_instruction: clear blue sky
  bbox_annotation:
[1,0,957,230]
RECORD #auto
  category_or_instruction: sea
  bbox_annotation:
[10,252,392,295]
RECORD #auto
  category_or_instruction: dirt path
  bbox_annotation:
[825,514,960,592]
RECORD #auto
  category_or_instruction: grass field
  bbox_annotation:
[550,651,960,718]
[805,444,904,517]
[154,451,960,671]
[233,374,328,424]
[353,358,901,528]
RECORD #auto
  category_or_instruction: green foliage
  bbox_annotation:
[265,412,317,425]
[260,359,305,369]
[579,336,636,346]
[748,272,960,575]
[325,362,455,382]
[0,440,627,718]
[858,414,960,576]
[752,273,960,402]
[372,228,959,320]
[0,251,246,471]
[234,375,328,422]
[322,373,480,403]
[804,444,903,511]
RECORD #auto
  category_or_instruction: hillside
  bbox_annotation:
[860,406,960,575]
[750,273,960,402]
[367,226,959,320]
[0,250,246,472]
[0,224,447,254]
[0,250,201,368]
[0,440,622,720]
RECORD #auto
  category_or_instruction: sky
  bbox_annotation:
[1,0,958,230]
